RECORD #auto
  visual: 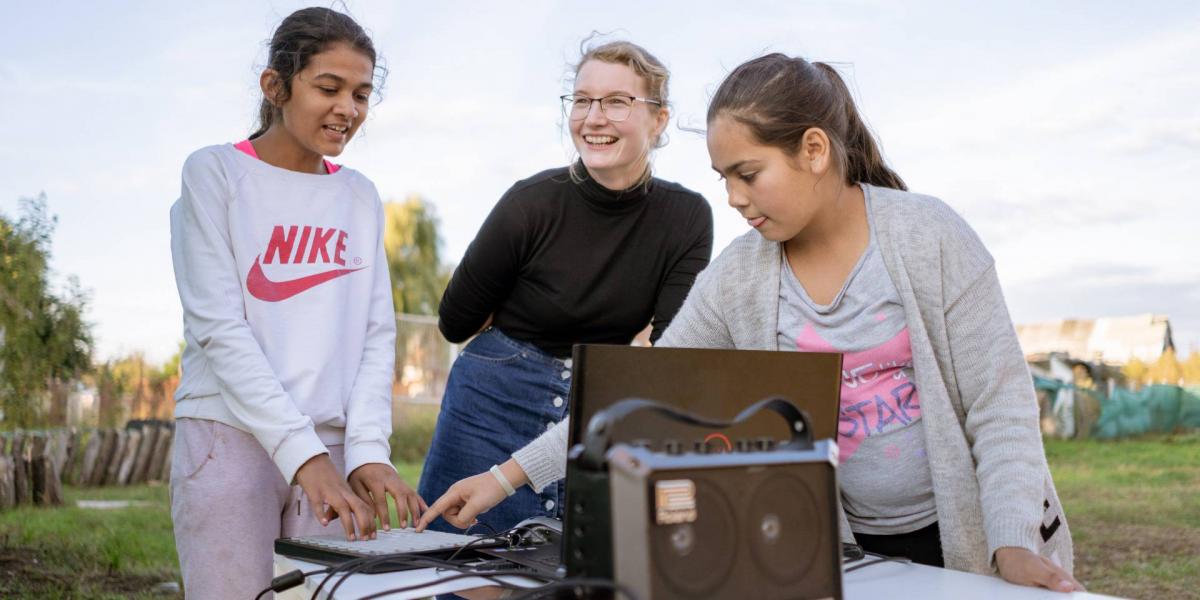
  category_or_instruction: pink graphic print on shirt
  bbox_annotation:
[795,323,921,461]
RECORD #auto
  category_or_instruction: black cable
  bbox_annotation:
[254,567,330,600]
[320,536,549,600]
[313,529,511,598]
[844,552,913,573]
[318,554,471,599]
[467,520,500,536]
[328,556,445,599]
[509,578,638,600]
[354,570,539,599]
[443,521,555,565]
[444,531,511,564]
[308,523,560,598]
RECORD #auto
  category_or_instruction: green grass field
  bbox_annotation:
[1043,434,1200,599]
[1,439,1197,598]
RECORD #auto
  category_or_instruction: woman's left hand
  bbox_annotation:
[995,547,1085,593]
[348,463,429,530]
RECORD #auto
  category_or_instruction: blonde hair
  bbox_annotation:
[567,39,670,188]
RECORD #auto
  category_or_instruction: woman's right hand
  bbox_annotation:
[415,459,529,531]
[295,453,377,541]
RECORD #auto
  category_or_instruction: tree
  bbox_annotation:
[0,194,94,427]
[89,349,180,426]
[1146,347,1183,385]
[383,195,451,316]
[1183,352,1200,385]
[93,360,129,428]
[1122,358,1149,388]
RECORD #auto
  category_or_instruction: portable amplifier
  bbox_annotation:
[608,442,841,600]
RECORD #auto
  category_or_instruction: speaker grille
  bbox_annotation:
[650,478,737,596]
[746,472,823,584]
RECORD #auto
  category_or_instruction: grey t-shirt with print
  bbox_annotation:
[776,204,938,535]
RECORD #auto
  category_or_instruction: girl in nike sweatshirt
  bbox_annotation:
[168,8,425,599]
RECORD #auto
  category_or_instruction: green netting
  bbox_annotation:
[1091,384,1199,439]
[1181,387,1200,429]
[1034,375,1066,393]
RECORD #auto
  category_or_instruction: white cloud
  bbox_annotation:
[2,1,1197,360]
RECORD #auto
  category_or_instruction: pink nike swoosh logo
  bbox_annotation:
[245,255,365,302]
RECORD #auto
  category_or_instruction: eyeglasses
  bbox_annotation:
[560,94,662,122]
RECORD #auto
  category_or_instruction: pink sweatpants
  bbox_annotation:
[170,418,346,600]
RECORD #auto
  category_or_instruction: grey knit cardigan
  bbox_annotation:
[512,184,1074,575]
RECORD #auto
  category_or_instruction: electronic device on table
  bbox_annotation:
[274,527,502,573]
[571,396,843,600]
[560,345,843,590]
[478,516,564,578]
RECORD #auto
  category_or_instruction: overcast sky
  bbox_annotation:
[2,0,1197,363]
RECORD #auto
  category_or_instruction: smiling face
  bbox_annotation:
[267,41,374,159]
[570,59,668,190]
[707,114,834,242]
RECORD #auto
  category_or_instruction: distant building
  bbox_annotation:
[1015,313,1174,365]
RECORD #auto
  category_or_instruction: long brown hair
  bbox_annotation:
[250,7,383,139]
[707,53,906,191]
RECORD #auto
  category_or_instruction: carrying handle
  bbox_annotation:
[579,396,814,469]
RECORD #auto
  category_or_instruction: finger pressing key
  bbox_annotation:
[415,494,452,532]
[370,481,391,532]
[404,490,423,530]
[332,497,357,540]
[354,495,377,540]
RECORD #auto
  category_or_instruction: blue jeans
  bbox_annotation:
[419,328,570,534]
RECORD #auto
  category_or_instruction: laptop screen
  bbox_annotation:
[565,345,843,451]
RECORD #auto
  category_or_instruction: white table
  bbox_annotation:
[274,552,1122,600]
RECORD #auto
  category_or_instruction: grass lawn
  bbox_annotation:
[0,463,424,599]
[1,440,1197,598]
[1044,433,1200,599]
[0,484,179,599]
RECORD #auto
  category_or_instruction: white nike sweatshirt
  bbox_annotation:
[169,144,396,484]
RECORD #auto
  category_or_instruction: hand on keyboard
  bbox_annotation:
[295,453,376,541]
[349,463,429,530]
[416,459,529,532]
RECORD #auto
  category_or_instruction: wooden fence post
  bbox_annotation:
[102,429,127,486]
[13,433,30,504]
[131,425,159,484]
[64,429,86,485]
[31,433,63,506]
[76,429,100,486]
[0,454,13,510]
[157,427,174,483]
[30,433,46,504]
[89,429,115,486]
[116,429,142,486]
[149,427,173,483]
[51,430,70,483]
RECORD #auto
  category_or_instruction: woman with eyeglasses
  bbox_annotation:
[417,40,713,534]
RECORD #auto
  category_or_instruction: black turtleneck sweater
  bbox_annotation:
[438,166,714,357]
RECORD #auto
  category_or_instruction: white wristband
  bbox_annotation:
[490,465,516,497]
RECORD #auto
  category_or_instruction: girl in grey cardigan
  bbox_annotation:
[418,53,1080,593]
